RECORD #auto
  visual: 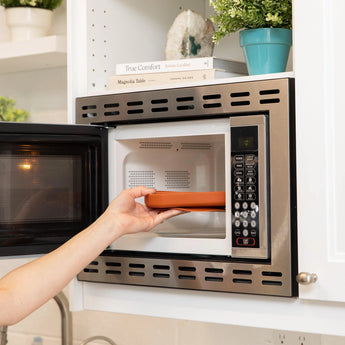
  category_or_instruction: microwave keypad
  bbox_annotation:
[231,126,260,249]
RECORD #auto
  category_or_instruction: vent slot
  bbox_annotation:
[179,275,196,280]
[233,278,252,284]
[129,263,145,269]
[151,107,168,113]
[153,265,170,270]
[259,89,280,95]
[177,96,194,102]
[106,270,121,275]
[205,276,223,282]
[205,268,223,274]
[104,103,119,108]
[104,111,120,116]
[82,113,97,118]
[181,143,211,150]
[139,142,173,149]
[262,271,282,277]
[151,99,168,104]
[203,103,221,109]
[83,268,98,273]
[233,269,252,275]
[203,94,221,100]
[165,171,191,189]
[127,101,143,106]
[178,266,196,272]
[128,109,144,114]
[89,261,99,266]
[231,91,250,98]
[177,105,194,111]
[129,271,145,277]
[231,101,250,107]
[260,98,280,104]
[128,170,155,188]
[153,273,170,278]
[82,105,96,110]
[262,280,283,286]
[106,262,121,267]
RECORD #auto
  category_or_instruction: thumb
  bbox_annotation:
[127,186,156,199]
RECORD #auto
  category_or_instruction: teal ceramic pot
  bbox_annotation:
[239,28,292,75]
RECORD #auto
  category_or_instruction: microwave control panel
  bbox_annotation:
[231,126,260,249]
[230,116,269,259]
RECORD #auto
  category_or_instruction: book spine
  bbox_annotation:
[115,57,214,75]
[108,69,216,90]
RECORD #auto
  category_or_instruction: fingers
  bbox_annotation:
[126,186,156,199]
[152,209,187,227]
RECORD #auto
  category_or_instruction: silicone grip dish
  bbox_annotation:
[144,191,226,212]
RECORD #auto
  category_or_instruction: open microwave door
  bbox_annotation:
[107,118,232,256]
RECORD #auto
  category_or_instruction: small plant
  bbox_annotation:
[0,0,63,10]
[210,0,292,42]
[0,96,29,122]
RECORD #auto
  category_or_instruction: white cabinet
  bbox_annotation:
[294,0,345,303]
[66,0,345,336]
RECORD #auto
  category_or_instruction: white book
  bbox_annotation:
[115,57,247,75]
[108,69,243,90]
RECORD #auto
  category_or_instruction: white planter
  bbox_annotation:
[5,7,52,41]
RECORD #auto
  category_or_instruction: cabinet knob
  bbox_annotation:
[296,272,318,285]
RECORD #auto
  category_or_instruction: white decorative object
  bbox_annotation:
[165,10,215,60]
[5,7,52,41]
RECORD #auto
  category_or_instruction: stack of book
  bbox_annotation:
[108,57,248,90]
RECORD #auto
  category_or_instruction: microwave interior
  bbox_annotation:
[108,129,231,256]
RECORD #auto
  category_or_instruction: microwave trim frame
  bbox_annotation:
[77,77,297,297]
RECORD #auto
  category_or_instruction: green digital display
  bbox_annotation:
[238,136,255,150]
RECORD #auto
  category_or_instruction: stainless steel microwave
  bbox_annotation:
[0,77,297,297]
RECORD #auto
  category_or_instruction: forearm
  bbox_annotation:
[0,186,182,326]
[0,211,119,326]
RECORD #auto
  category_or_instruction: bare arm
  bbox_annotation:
[0,186,182,326]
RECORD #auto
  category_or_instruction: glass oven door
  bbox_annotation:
[0,123,108,256]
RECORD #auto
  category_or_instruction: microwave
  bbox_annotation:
[0,77,297,297]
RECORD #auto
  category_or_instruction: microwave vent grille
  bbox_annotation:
[259,88,281,104]
[76,78,289,124]
[261,270,283,286]
[79,258,290,295]
[165,170,191,189]
[139,141,173,149]
[128,170,155,188]
[180,142,212,150]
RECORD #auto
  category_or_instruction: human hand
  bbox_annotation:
[103,186,185,237]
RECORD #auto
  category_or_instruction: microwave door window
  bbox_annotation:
[0,155,82,224]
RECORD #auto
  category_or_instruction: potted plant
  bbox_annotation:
[210,0,292,75]
[0,96,29,122]
[0,0,63,41]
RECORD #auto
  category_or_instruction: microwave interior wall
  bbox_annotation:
[76,77,297,297]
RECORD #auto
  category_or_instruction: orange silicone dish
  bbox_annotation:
[144,191,225,211]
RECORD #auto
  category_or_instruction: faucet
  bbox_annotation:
[79,335,117,345]
[0,292,116,345]
[0,326,8,345]
[54,292,73,345]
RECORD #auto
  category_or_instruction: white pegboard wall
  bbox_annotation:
[86,0,207,94]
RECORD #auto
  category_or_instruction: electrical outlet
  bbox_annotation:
[273,330,321,345]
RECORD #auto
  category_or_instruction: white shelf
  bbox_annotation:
[0,35,67,73]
